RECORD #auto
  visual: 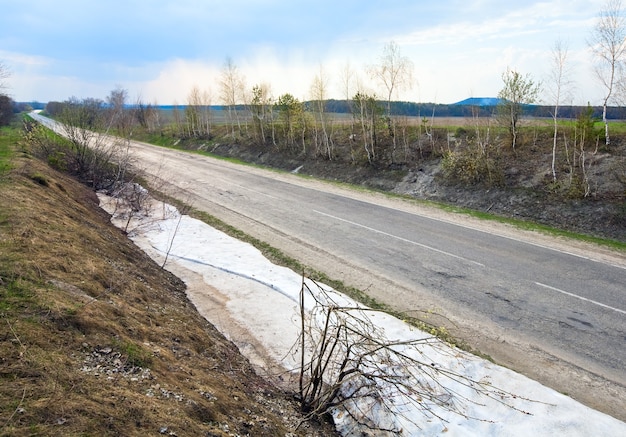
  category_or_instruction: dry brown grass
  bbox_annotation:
[0,137,336,435]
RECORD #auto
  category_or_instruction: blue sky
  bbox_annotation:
[0,0,609,105]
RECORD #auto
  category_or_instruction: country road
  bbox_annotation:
[31,113,626,420]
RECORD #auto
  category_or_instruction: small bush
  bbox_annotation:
[441,148,504,187]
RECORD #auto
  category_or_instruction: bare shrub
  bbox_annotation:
[294,276,532,434]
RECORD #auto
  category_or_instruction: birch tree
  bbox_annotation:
[186,85,212,138]
[185,87,199,138]
[171,102,184,137]
[339,61,356,133]
[199,88,213,138]
[589,0,626,146]
[250,83,273,144]
[310,66,333,159]
[369,41,413,119]
[369,41,414,159]
[220,57,245,138]
[548,40,573,181]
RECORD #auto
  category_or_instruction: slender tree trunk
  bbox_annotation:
[602,98,610,146]
[162,213,183,269]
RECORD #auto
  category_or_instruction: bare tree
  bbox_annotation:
[220,57,246,138]
[98,165,193,268]
[186,85,202,138]
[589,0,626,146]
[106,86,134,138]
[134,95,159,133]
[150,100,161,132]
[369,41,414,160]
[104,87,135,186]
[114,183,152,233]
[0,61,9,93]
[310,65,333,159]
[369,41,414,119]
[548,40,573,182]
[199,88,213,138]
[171,101,184,137]
[134,94,149,130]
[184,85,213,139]
[497,68,541,149]
[338,61,358,147]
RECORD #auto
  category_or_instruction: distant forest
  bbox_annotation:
[319,99,626,120]
[155,99,626,120]
[39,98,626,120]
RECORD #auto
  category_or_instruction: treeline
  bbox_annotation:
[0,95,13,126]
[14,101,46,111]
[45,98,626,121]
[1,99,49,127]
[321,100,626,120]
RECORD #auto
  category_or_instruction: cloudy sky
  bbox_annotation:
[0,0,611,105]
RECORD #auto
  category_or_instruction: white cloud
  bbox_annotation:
[0,50,49,68]
[136,59,217,104]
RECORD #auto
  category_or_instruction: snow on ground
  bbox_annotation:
[98,192,626,436]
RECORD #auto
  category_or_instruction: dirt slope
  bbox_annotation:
[203,133,626,242]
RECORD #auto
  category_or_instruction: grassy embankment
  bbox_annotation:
[0,119,335,436]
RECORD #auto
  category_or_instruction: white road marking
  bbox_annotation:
[314,210,485,267]
[535,282,626,315]
[235,184,280,200]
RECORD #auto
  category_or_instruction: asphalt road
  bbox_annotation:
[31,113,626,418]
[126,138,625,371]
